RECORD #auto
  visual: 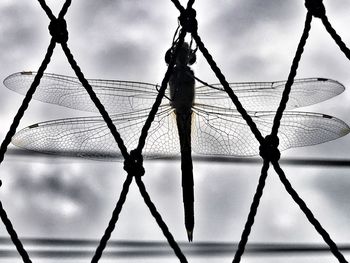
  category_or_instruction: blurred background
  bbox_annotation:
[0,0,350,262]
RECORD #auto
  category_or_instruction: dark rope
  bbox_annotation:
[186,0,195,9]
[58,0,72,18]
[321,15,350,61]
[270,12,312,138]
[48,18,69,44]
[232,160,270,263]
[59,16,188,263]
[58,3,192,261]
[123,149,145,177]
[178,7,197,34]
[61,42,152,262]
[132,28,189,260]
[168,3,348,263]
[0,2,70,262]
[60,42,130,160]
[305,0,326,19]
[0,39,55,165]
[0,201,32,263]
[272,161,348,263]
[135,176,188,263]
[44,1,130,163]
[259,135,281,163]
[37,0,71,20]
[170,0,197,29]
[59,3,190,262]
[170,0,186,13]
[192,32,264,144]
[91,174,134,263]
[0,1,78,261]
[0,11,58,263]
[37,0,56,20]
[136,29,187,152]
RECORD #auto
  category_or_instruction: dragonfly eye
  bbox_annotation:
[165,42,196,65]
[188,52,196,65]
[165,48,173,65]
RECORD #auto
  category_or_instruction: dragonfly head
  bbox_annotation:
[165,42,196,66]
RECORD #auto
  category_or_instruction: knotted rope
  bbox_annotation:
[259,135,281,163]
[305,0,326,18]
[49,18,69,44]
[123,150,145,177]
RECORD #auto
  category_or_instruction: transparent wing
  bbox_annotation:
[195,78,345,111]
[5,73,344,113]
[4,72,167,114]
[12,105,180,159]
[192,104,350,156]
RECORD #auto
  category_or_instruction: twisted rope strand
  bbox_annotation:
[170,0,196,12]
[192,32,264,144]
[232,160,270,263]
[186,0,195,9]
[0,40,55,164]
[60,9,188,262]
[133,28,188,262]
[135,176,188,263]
[321,15,350,61]
[58,0,72,19]
[91,174,133,263]
[135,2,192,259]
[61,43,130,160]
[0,2,65,261]
[37,0,56,20]
[0,21,57,263]
[170,0,186,13]
[136,30,187,153]
[0,2,76,261]
[270,12,312,138]
[272,161,348,263]
[59,3,189,262]
[0,201,32,263]
[37,0,71,20]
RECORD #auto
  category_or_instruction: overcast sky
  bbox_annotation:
[0,0,350,262]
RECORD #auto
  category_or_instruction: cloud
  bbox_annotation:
[314,170,350,221]
[208,0,300,37]
[2,161,125,237]
[93,41,154,79]
[0,3,46,60]
[62,0,176,81]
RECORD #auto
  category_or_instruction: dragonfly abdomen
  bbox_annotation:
[176,111,194,241]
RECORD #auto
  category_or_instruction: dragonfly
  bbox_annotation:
[3,43,349,242]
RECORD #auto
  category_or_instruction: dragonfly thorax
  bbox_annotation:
[168,42,196,114]
[169,65,195,114]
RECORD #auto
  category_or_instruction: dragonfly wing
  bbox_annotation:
[12,105,180,159]
[195,78,345,111]
[191,104,350,156]
[4,72,166,114]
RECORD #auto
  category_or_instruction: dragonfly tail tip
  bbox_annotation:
[187,230,193,242]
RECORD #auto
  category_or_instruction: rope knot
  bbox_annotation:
[123,150,145,177]
[259,135,280,162]
[305,0,326,18]
[49,18,69,43]
[179,8,198,33]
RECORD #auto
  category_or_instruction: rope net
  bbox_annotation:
[0,0,349,262]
